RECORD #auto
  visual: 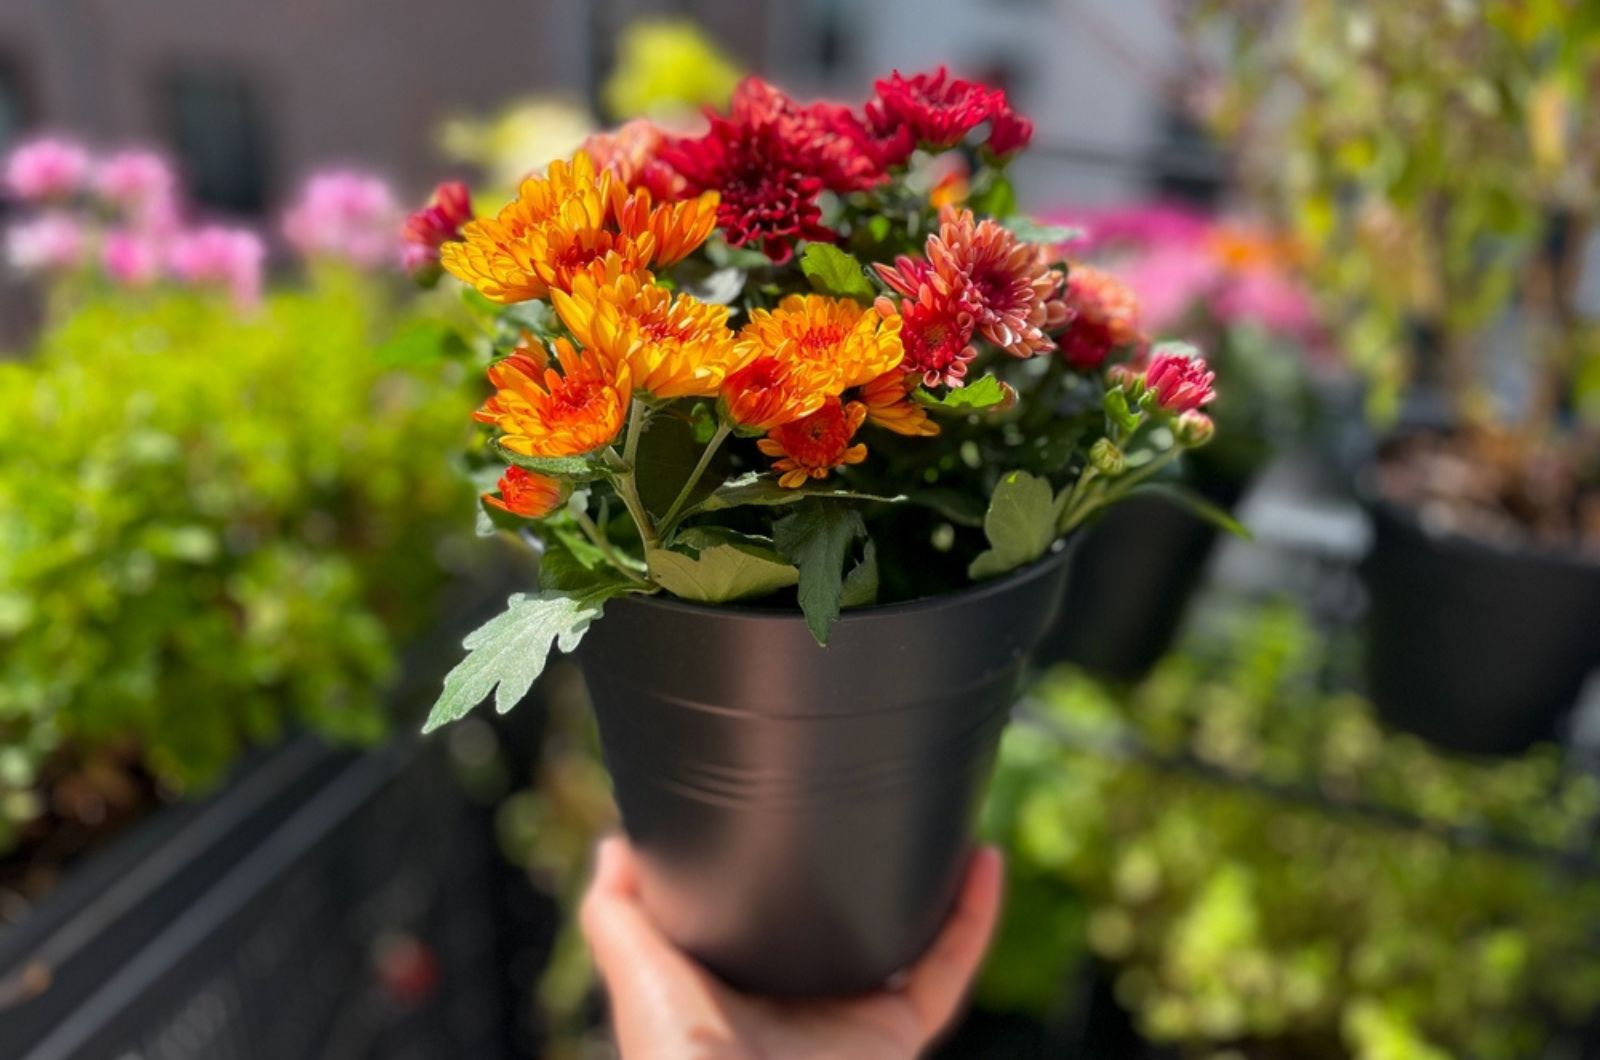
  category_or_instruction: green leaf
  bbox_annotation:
[647,528,799,603]
[671,259,746,305]
[968,172,1017,219]
[488,438,609,481]
[376,320,469,367]
[774,502,868,645]
[914,375,1015,413]
[1002,215,1082,245]
[689,472,904,515]
[798,243,878,303]
[706,239,774,270]
[496,299,561,340]
[540,527,634,593]
[968,470,1060,580]
[909,486,988,527]
[839,537,879,609]
[1127,483,1254,540]
[1102,388,1140,434]
[423,590,613,732]
[633,413,728,518]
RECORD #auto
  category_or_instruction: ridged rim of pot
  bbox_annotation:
[614,535,1076,625]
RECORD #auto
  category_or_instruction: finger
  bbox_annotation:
[579,837,692,981]
[899,845,1005,1038]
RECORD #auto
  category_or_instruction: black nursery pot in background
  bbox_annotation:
[577,545,1074,997]
[1042,468,1250,682]
[1363,499,1600,756]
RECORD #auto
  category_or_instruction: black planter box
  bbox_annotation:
[0,733,522,1060]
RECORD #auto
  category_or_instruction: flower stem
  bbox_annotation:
[573,508,648,586]
[1062,446,1184,530]
[660,423,731,532]
[608,401,661,554]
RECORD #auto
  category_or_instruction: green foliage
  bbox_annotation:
[772,501,868,645]
[646,528,798,603]
[914,375,1014,412]
[423,590,614,732]
[0,278,476,850]
[968,470,1060,579]
[985,607,1600,1059]
[798,243,878,303]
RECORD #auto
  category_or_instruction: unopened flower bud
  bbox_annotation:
[1105,362,1142,393]
[1089,437,1126,475]
[1174,410,1215,448]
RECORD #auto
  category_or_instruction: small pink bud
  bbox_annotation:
[1174,410,1215,447]
[1144,348,1215,413]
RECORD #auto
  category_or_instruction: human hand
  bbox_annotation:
[580,836,1004,1060]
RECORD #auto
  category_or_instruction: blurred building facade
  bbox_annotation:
[0,0,1202,215]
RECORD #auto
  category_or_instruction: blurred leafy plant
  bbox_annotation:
[1189,1,1600,428]
[984,606,1600,1058]
[602,19,742,123]
[0,273,478,854]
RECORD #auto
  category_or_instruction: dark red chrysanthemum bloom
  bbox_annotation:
[660,77,885,264]
[865,67,1034,166]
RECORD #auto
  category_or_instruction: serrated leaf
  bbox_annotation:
[488,438,609,480]
[968,470,1060,580]
[799,243,878,302]
[774,502,868,645]
[689,472,904,515]
[1002,215,1082,246]
[915,375,1015,413]
[647,528,799,603]
[540,527,633,593]
[839,537,879,608]
[1128,483,1253,539]
[423,590,614,732]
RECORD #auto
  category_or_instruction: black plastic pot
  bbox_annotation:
[577,544,1074,997]
[1043,470,1250,681]
[1363,498,1600,756]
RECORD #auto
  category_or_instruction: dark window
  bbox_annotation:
[163,68,270,215]
[813,0,848,74]
[0,53,29,161]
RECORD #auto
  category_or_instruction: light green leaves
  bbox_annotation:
[774,501,870,645]
[969,470,1061,580]
[424,590,616,732]
[915,375,1015,413]
[799,243,878,303]
[1002,215,1081,245]
[647,528,799,603]
[487,438,608,480]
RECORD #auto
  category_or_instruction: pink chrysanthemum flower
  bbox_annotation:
[168,225,265,308]
[4,138,91,202]
[1144,350,1216,413]
[878,207,1061,359]
[94,150,179,230]
[1056,263,1143,369]
[5,213,87,273]
[282,170,401,268]
[580,119,687,200]
[102,228,165,287]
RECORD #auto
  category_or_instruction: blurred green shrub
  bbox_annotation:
[0,273,477,853]
[984,607,1600,1058]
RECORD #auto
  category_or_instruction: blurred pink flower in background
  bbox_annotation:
[168,225,265,307]
[401,180,473,282]
[102,228,166,287]
[94,150,180,231]
[6,212,87,273]
[282,170,401,268]
[4,138,91,202]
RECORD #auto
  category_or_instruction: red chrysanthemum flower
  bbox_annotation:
[875,290,976,388]
[1056,263,1143,369]
[402,180,473,280]
[1144,351,1216,413]
[878,207,1062,359]
[660,77,884,264]
[865,67,1034,166]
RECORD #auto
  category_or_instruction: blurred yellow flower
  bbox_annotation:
[603,19,742,121]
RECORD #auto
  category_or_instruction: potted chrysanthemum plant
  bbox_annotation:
[402,69,1222,996]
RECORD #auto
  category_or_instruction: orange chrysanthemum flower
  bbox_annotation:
[858,369,940,437]
[756,397,869,488]
[550,272,740,399]
[474,340,632,457]
[718,355,828,433]
[440,151,718,303]
[735,293,905,394]
[484,466,569,518]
